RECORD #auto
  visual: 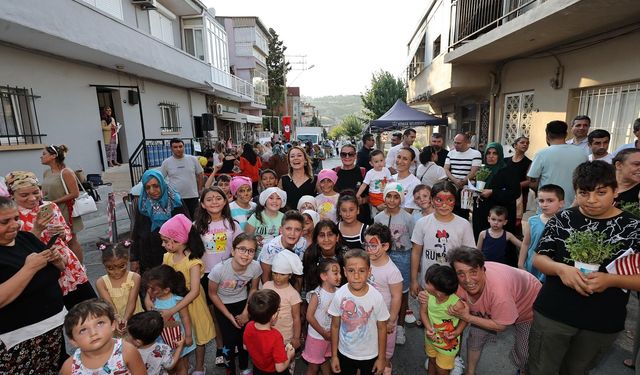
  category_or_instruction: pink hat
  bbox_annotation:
[159,214,192,244]
[230,176,252,196]
[317,169,338,186]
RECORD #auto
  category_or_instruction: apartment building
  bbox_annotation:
[407,0,640,154]
[301,102,318,126]
[0,0,255,179]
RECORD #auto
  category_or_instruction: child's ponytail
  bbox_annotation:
[187,226,205,260]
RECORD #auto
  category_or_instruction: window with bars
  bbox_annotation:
[0,86,44,146]
[502,91,534,146]
[576,82,640,151]
[159,102,181,133]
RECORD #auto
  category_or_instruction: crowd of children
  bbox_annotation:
[55,140,640,375]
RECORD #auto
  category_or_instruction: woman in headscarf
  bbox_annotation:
[5,171,96,310]
[268,143,289,178]
[472,142,520,247]
[130,170,187,274]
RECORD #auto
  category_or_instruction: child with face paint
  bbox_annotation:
[410,181,475,299]
[229,176,257,231]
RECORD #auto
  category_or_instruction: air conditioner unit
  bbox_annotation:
[131,0,156,10]
[214,103,223,115]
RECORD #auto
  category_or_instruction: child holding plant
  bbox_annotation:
[529,160,640,375]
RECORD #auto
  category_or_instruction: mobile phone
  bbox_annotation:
[38,203,53,217]
[46,233,61,248]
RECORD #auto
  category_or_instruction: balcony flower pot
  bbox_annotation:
[566,231,620,275]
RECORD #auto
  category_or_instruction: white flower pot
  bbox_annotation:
[475,181,486,190]
[574,261,600,275]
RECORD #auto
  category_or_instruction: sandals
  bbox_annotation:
[623,358,636,369]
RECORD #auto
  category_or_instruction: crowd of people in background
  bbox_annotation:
[0,115,639,375]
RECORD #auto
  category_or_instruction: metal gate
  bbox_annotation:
[502,91,534,145]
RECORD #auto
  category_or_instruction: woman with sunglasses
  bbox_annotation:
[40,144,85,263]
[334,144,372,224]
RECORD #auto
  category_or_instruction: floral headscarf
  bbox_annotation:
[137,170,182,231]
[4,171,39,194]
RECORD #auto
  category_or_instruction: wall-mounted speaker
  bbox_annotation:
[202,113,215,131]
[128,90,139,105]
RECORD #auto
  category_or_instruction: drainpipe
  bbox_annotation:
[488,70,500,143]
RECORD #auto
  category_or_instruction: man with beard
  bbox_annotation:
[431,133,448,167]
[587,129,613,163]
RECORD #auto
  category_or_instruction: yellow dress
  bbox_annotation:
[101,272,144,319]
[163,252,215,345]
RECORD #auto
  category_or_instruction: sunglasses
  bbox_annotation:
[340,152,355,158]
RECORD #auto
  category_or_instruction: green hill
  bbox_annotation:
[302,95,363,126]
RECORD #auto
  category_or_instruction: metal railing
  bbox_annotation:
[128,138,195,185]
[0,86,44,146]
[211,66,255,101]
[450,0,542,50]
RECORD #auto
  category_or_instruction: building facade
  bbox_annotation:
[0,0,254,179]
[407,0,640,155]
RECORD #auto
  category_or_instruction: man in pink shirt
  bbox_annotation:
[447,246,541,375]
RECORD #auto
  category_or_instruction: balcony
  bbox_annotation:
[211,66,255,102]
[446,0,640,64]
[407,54,492,105]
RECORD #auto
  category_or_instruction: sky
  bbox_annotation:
[206,0,428,98]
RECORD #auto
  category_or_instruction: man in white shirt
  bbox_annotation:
[444,133,482,219]
[385,128,420,174]
[587,129,614,163]
[161,138,204,217]
[566,115,591,156]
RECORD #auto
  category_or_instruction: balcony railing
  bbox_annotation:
[211,66,255,101]
[450,0,543,50]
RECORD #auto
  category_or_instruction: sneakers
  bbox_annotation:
[451,356,465,375]
[240,369,253,375]
[424,358,429,370]
[405,309,417,324]
[215,348,225,368]
[395,325,406,345]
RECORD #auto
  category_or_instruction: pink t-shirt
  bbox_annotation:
[368,258,403,309]
[456,262,541,325]
[263,281,302,343]
[200,219,242,273]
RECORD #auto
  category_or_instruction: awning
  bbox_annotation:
[369,99,447,132]
[217,112,247,123]
[245,115,263,124]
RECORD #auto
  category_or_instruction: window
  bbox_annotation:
[432,35,441,60]
[149,9,175,45]
[502,91,534,145]
[0,86,44,146]
[159,102,181,133]
[577,82,640,151]
[82,0,123,19]
[184,28,205,60]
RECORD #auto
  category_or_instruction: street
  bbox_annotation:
[73,156,637,374]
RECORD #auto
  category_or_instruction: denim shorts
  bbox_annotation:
[388,250,411,292]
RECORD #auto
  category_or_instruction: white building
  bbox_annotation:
[0,0,255,183]
[407,0,640,154]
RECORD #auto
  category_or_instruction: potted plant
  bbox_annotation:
[565,231,621,274]
[474,166,492,190]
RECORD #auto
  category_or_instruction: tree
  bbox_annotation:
[361,70,407,120]
[330,115,363,140]
[309,115,320,127]
[265,28,290,131]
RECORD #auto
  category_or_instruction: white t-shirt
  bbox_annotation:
[138,343,173,375]
[385,143,420,174]
[411,214,476,287]
[160,155,204,199]
[258,235,308,265]
[416,162,447,187]
[392,173,421,210]
[200,219,242,272]
[306,286,336,340]
[328,285,390,360]
[369,258,403,309]
[588,153,614,164]
[209,258,262,304]
[315,193,339,222]
[363,167,393,195]
[445,149,482,180]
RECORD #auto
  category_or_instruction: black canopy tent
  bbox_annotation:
[368,99,447,133]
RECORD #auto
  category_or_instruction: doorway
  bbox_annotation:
[96,89,126,166]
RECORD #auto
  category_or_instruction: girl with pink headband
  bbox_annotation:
[158,214,215,375]
[229,176,256,231]
[315,169,339,222]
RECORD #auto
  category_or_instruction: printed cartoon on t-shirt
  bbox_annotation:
[339,297,373,342]
[372,176,390,192]
[317,196,337,219]
[254,224,279,248]
[220,276,250,290]
[389,223,410,250]
[203,230,228,254]
[432,319,459,352]
[424,229,450,265]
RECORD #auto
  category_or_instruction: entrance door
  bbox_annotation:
[96,89,126,166]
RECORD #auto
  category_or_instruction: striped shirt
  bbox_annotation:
[445,149,482,180]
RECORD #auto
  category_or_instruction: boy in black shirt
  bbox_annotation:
[528,160,640,374]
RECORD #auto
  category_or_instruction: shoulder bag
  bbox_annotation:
[60,168,98,217]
